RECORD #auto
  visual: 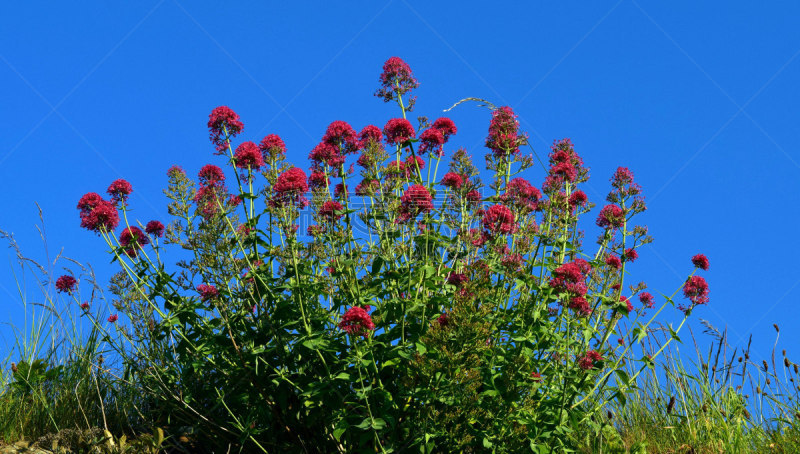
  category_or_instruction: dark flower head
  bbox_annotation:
[436,313,450,327]
[167,165,186,179]
[77,192,104,213]
[198,164,226,185]
[234,141,264,170]
[375,57,419,106]
[78,194,119,233]
[431,117,457,140]
[197,284,219,301]
[596,204,625,229]
[259,134,286,161]
[145,220,165,238]
[308,170,328,189]
[383,118,416,145]
[309,142,344,167]
[354,179,380,196]
[119,226,149,257]
[623,248,638,262]
[208,106,244,152]
[568,190,588,211]
[482,204,516,235]
[568,296,591,317]
[418,127,445,156]
[405,155,425,171]
[466,190,482,205]
[605,254,622,269]
[319,200,344,222]
[107,179,133,204]
[501,177,541,212]
[639,291,654,308]
[323,121,360,155]
[398,184,433,222]
[339,306,375,337]
[359,125,383,144]
[578,350,603,370]
[55,275,77,294]
[108,314,118,323]
[691,254,710,271]
[612,167,635,187]
[440,172,463,189]
[273,167,309,207]
[486,106,526,157]
[683,275,710,305]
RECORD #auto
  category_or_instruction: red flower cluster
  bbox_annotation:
[234,141,264,170]
[208,106,244,153]
[418,117,457,157]
[568,296,591,317]
[578,350,603,370]
[78,192,120,233]
[398,184,433,222]
[319,200,344,222]
[198,164,225,185]
[107,179,133,204]
[501,178,541,212]
[436,313,450,327]
[119,226,149,257]
[623,248,638,262]
[550,259,591,299]
[605,254,622,269]
[683,275,710,305]
[354,179,380,196]
[197,284,219,301]
[359,125,383,144]
[383,118,415,145]
[440,172,463,189]
[447,273,468,287]
[108,314,119,323]
[639,292,654,308]
[691,254,709,270]
[339,306,375,337]
[259,134,286,161]
[145,220,165,238]
[568,190,588,212]
[482,204,516,235]
[272,167,309,208]
[55,275,77,294]
[485,106,526,157]
[375,56,418,107]
[194,165,229,219]
[596,204,625,229]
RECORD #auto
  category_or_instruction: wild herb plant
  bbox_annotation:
[71,57,712,453]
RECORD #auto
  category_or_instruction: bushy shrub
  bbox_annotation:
[71,57,710,453]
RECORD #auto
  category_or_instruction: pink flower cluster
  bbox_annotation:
[418,117,457,157]
[194,165,228,219]
[208,106,244,154]
[272,167,309,208]
[197,284,219,301]
[119,226,149,258]
[339,306,375,337]
[56,275,77,294]
[500,178,541,213]
[398,184,433,222]
[77,192,120,233]
[375,56,419,107]
[234,141,264,170]
[482,204,516,235]
[578,350,603,370]
[383,118,416,145]
[683,275,709,305]
[485,106,526,157]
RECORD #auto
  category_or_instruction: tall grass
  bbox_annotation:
[0,210,135,443]
[579,321,800,453]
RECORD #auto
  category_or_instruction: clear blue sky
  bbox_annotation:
[2,1,799,368]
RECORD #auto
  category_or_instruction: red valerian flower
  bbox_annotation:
[193,184,227,219]
[501,177,541,212]
[375,56,419,106]
[578,350,603,370]
[55,275,77,294]
[436,313,450,327]
[623,248,638,262]
[259,134,287,161]
[639,291,654,308]
[197,284,219,301]
[273,168,309,207]
[596,204,625,229]
[198,164,226,185]
[119,226,150,257]
[323,120,360,155]
[620,295,634,313]
[107,179,133,204]
[208,106,244,153]
[405,155,425,171]
[309,142,344,167]
[549,259,590,296]
[466,190,482,205]
[568,296,591,317]
[612,167,635,187]
[531,372,542,382]
[339,306,375,337]
[167,165,186,178]
[383,118,416,145]
[398,184,433,222]
[108,314,118,323]
[482,204,516,235]
[80,302,90,310]
[486,106,526,157]
[691,253,710,270]
[308,170,328,189]
[234,141,264,170]
[319,200,344,222]
[354,179,380,196]
[568,190,588,211]
[550,161,577,182]
[447,273,468,287]
[440,172,463,189]
[78,193,119,233]
[431,117,457,140]
[683,275,710,305]
[605,254,622,269]
[418,127,445,156]
[145,220,165,238]
[359,125,383,144]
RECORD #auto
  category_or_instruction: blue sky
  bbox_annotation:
[2,1,800,368]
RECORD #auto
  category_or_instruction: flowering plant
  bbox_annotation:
[72,57,710,452]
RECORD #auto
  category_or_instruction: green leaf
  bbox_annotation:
[371,256,384,275]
